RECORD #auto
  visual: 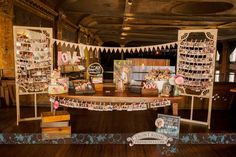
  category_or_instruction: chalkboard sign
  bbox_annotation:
[156,114,180,139]
[87,62,104,76]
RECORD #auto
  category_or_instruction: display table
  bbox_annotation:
[50,91,184,116]
[0,79,15,106]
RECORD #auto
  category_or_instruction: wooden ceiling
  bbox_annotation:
[41,0,236,45]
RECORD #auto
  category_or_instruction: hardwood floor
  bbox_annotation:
[0,107,235,157]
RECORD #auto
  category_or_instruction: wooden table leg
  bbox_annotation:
[9,85,15,105]
[3,82,10,106]
[164,106,168,114]
[172,103,178,116]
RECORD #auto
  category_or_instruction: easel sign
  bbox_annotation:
[87,62,104,84]
[156,114,180,139]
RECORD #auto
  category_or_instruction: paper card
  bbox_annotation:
[156,114,180,139]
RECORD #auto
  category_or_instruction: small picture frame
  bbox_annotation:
[161,83,172,97]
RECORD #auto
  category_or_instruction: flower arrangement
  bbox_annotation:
[53,100,59,115]
[169,74,184,85]
[145,69,171,81]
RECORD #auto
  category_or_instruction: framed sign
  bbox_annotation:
[87,62,103,76]
[87,62,104,84]
[156,114,180,139]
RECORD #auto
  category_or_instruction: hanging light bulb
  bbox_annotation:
[123,26,131,31]
[128,0,133,5]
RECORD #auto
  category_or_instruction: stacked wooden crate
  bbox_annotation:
[41,111,71,140]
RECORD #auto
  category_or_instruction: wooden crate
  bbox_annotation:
[41,111,71,140]
[95,83,103,91]
[42,126,71,134]
[41,121,69,128]
[41,111,70,123]
[42,126,71,140]
[142,88,159,96]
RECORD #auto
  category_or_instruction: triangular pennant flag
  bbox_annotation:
[56,40,61,46]
[52,39,56,44]
[91,46,96,51]
[94,46,99,52]
[167,44,170,49]
[140,47,144,52]
[131,48,135,52]
[137,47,142,53]
[143,47,146,52]
[87,46,92,51]
[164,44,167,49]
[113,48,118,53]
[128,48,132,53]
[79,47,84,58]
[62,42,66,47]
[154,46,158,51]
[100,47,105,52]
[75,43,80,49]
[152,46,156,51]
[122,48,126,53]
[111,48,114,52]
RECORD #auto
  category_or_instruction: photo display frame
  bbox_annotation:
[13,26,53,125]
[177,29,217,96]
[176,29,218,128]
[14,26,53,94]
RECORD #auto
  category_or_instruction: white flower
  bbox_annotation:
[155,118,165,129]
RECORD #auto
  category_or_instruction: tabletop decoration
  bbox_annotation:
[114,60,132,92]
[53,100,59,115]
[168,75,184,96]
[145,68,172,95]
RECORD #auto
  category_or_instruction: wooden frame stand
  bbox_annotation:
[177,29,218,129]
[13,26,53,125]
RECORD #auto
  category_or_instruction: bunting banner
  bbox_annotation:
[51,38,178,54]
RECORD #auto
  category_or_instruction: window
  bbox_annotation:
[229,72,235,82]
[230,48,236,62]
[215,70,220,82]
[216,50,220,62]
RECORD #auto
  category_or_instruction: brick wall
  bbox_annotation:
[0,15,14,77]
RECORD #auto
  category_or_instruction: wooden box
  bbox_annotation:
[41,111,71,140]
[142,88,158,96]
[42,126,71,140]
[95,83,103,91]
[42,126,71,133]
[41,111,70,123]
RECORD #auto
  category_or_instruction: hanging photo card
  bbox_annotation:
[156,114,180,139]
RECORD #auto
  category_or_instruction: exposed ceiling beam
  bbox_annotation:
[65,11,236,22]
